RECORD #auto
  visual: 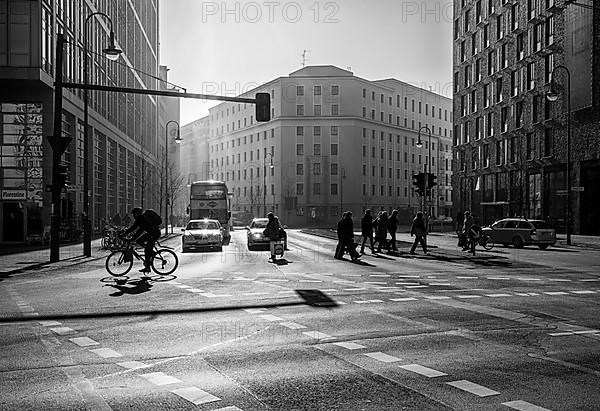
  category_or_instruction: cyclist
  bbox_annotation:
[121,207,162,273]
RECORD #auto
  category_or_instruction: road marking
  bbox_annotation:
[89,348,122,358]
[188,289,204,293]
[69,337,100,347]
[405,285,428,288]
[396,275,420,278]
[320,289,338,292]
[456,276,478,279]
[140,372,182,386]
[213,407,244,411]
[260,314,284,322]
[515,292,539,296]
[354,299,384,304]
[365,281,388,285]
[341,274,361,277]
[176,285,191,289]
[243,308,266,314]
[516,278,541,281]
[277,290,296,294]
[302,331,333,340]
[117,361,147,369]
[487,277,510,280]
[39,320,61,327]
[447,380,500,397]
[425,296,451,300]
[243,292,270,296]
[261,278,288,282]
[172,387,221,405]
[543,292,568,296]
[486,293,513,298]
[456,295,482,299]
[399,364,448,377]
[502,400,552,411]
[233,277,254,281]
[364,352,401,363]
[548,332,574,337]
[395,282,421,285]
[429,283,453,286]
[50,327,75,335]
[333,342,365,350]
[580,279,599,282]
[279,321,306,330]
[572,330,600,335]
[370,274,391,277]
[298,280,323,283]
[571,290,596,294]
[548,279,571,282]
[389,297,418,302]
[200,293,232,298]
[345,287,367,291]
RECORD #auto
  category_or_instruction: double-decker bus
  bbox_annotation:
[187,180,231,239]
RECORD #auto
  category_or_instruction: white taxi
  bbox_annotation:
[181,219,223,252]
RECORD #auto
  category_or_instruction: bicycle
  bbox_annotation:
[101,227,126,250]
[105,238,179,276]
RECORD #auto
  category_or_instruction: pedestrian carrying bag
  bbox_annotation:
[143,209,162,227]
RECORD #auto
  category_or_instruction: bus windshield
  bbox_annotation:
[191,184,227,200]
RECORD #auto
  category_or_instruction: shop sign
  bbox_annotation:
[1,190,27,200]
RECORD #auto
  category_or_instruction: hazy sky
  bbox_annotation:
[159,0,454,125]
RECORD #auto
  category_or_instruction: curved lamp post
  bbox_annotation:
[165,120,181,235]
[263,152,274,215]
[83,12,121,256]
[546,64,571,245]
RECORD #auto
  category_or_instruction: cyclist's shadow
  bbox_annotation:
[106,277,153,297]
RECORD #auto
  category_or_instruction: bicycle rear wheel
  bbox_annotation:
[151,248,178,275]
[106,250,133,276]
[481,234,494,250]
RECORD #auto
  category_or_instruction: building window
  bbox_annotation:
[296,164,304,175]
[331,183,338,195]
[297,85,304,96]
[296,126,304,136]
[313,163,321,175]
[331,104,339,116]
[313,143,321,156]
[543,128,553,157]
[296,143,304,155]
[331,125,338,136]
[313,183,321,195]
[331,143,338,155]
[314,104,321,116]
[331,163,338,175]
[296,105,304,116]
[313,126,321,136]
[526,132,535,160]
[296,183,304,196]
[314,85,321,96]
[331,85,339,95]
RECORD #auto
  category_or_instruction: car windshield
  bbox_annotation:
[531,221,551,229]
[187,221,220,230]
[251,220,268,228]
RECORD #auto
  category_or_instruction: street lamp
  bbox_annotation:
[165,120,181,235]
[546,64,571,245]
[263,152,274,215]
[416,126,432,217]
[83,12,121,257]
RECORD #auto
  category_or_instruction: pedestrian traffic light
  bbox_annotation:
[412,172,426,196]
[57,163,69,188]
[427,173,437,190]
[255,92,271,122]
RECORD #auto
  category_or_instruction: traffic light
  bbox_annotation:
[412,172,426,196]
[255,92,271,122]
[57,163,69,188]
[427,173,437,190]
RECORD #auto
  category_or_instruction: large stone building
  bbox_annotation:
[452,0,600,233]
[0,0,174,244]
[205,66,453,227]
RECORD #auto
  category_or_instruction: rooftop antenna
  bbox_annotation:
[301,49,310,67]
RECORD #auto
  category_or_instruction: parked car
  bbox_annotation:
[482,218,556,249]
[181,219,223,252]
[246,218,270,251]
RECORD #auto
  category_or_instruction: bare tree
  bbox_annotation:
[167,161,185,233]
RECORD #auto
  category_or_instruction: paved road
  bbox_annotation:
[1,230,599,410]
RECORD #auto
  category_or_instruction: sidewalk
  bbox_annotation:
[0,232,182,276]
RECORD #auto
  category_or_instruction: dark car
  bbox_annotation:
[482,218,556,249]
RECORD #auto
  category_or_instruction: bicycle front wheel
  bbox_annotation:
[152,248,178,275]
[481,234,494,251]
[105,250,133,276]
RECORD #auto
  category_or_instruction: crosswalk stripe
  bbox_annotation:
[171,387,221,405]
[333,342,365,350]
[447,380,500,397]
[140,372,182,386]
[69,337,100,347]
[502,400,552,411]
[302,331,333,340]
[364,352,401,363]
[399,364,448,377]
[279,321,307,330]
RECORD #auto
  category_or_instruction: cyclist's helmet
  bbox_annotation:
[131,207,143,215]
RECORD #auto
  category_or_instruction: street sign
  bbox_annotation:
[556,190,568,195]
[571,186,585,192]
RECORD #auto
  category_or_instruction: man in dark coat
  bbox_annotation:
[410,211,428,254]
[374,211,391,253]
[336,212,360,261]
[360,209,375,254]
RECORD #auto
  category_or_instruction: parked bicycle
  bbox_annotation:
[105,238,179,276]
[101,226,126,250]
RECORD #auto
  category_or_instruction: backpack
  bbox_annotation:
[143,209,162,227]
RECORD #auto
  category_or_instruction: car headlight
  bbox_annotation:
[253,233,262,239]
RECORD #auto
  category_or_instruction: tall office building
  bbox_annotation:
[452,0,599,233]
[0,0,169,244]
[206,65,453,227]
